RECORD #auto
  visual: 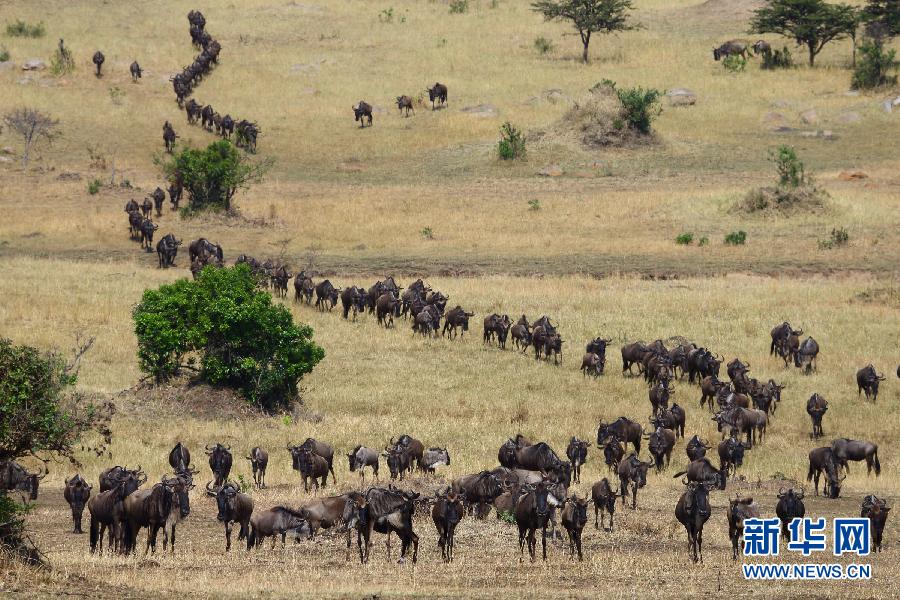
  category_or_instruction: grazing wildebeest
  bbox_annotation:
[396,95,414,117]
[686,435,709,462]
[443,306,474,339]
[376,292,401,327]
[432,488,464,563]
[807,447,843,498]
[315,280,341,311]
[752,40,771,55]
[0,461,43,501]
[341,286,367,321]
[348,487,420,564]
[246,447,268,489]
[92,50,105,76]
[673,457,727,490]
[347,446,379,481]
[87,470,143,553]
[646,425,676,473]
[775,487,805,540]
[561,494,588,561]
[566,437,590,484]
[856,364,886,402]
[63,475,92,534]
[451,471,503,517]
[352,101,373,127]
[617,454,652,509]
[168,442,190,473]
[515,442,571,485]
[713,40,749,61]
[806,393,828,439]
[215,482,253,551]
[156,234,181,268]
[130,61,142,82]
[591,478,617,531]
[795,337,819,374]
[597,417,643,454]
[248,506,311,549]
[830,438,880,476]
[163,121,177,153]
[300,494,349,537]
[205,443,233,490]
[861,495,890,553]
[419,447,450,474]
[727,496,760,560]
[515,482,552,562]
[717,436,748,476]
[675,481,714,563]
[427,83,448,109]
[294,272,315,304]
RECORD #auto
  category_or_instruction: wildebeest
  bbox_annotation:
[300,494,349,537]
[597,417,643,454]
[451,471,503,517]
[168,443,191,473]
[315,280,341,311]
[248,506,311,549]
[140,197,153,219]
[752,40,771,55]
[388,435,423,472]
[185,98,202,124]
[830,438,880,476]
[156,234,181,268]
[861,495,890,553]
[591,477,617,531]
[151,187,166,217]
[515,481,553,562]
[649,379,673,416]
[806,393,828,439]
[498,434,531,469]
[92,50,105,76]
[353,101,373,127]
[289,441,334,491]
[376,292,402,327]
[713,40,749,61]
[384,447,412,481]
[347,487,420,564]
[215,481,254,551]
[427,83,448,109]
[712,406,755,447]
[419,447,451,474]
[205,443,233,490]
[856,364,885,402]
[511,315,532,351]
[621,341,652,375]
[617,454,653,509]
[514,442,571,485]
[673,456,727,490]
[686,435,709,462]
[443,306,474,339]
[246,447,268,489]
[770,321,799,355]
[432,488,464,563]
[775,487,805,540]
[294,272,315,304]
[717,436,748,475]
[699,375,727,411]
[602,435,625,472]
[341,286,367,321]
[561,494,588,561]
[122,475,186,555]
[139,217,158,252]
[566,437,590,484]
[87,470,143,553]
[727,496,760,560]
[807,446,843,498]
[581,352,603,377]
[130,60,142,81]
[98,465,146,493]
[347,446,379,481]
[163,121,178,153]
[795,337,819,374]
[675,481,714,563]
[584,337,611,374]
[396,95,414,117]
[0,461,43,501]
[483,313,511,348]
[646,425,676,472]
[63,475,92,534]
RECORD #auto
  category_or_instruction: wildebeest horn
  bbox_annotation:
[205,444,214,451]
[681,477,689,485]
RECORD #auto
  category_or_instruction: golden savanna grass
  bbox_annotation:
[0,0,898,597]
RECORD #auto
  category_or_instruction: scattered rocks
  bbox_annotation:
[799,109,818,125]
[22,59,46,71]
[881,95,900,113]
[537,165,564,177]
[459,104,498,117]
[666,88,697,106]
[836,111,861,124]
[838,170,868,181]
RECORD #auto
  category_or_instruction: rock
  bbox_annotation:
[666,88,697,106]
[836,112,861,124]
[0,61,14,71]
[541,89,569,104]
[838,170,868,181]
[537,165,563,177]
[894,96,900,106]
[881,99,893,113]
[459,104,498,117]
[21,59,45,71]
[57,171,82,181]
[799,109,818,125]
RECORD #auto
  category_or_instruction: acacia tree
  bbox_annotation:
[3,108,60,168]
[862,0,900,39]
[531,0,636,63]
[751,0,860,67]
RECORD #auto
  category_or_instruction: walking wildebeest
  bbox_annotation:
[347,487,420,564]
[675,481,714,563]
[795,337,819,374]
[271,265,292,298]
[713,40,749,61]
[830,438,880,476]
[699,375,727,411]
[151,188,165,217]
[775,487,805,540]
[806,393,828,439]
[717,436,748,476]
[296,447,329,492]
[451,471,503,518]
[856,364,886,402]
[561,494,588,561]
[443,306,474,339]
[64,475,92,534]
[685,435,709,462]
[294,272,314,304]
[597,417,643,454]
[673,457,727,490]
[511,315,531,351]
[647,425,676,473]
[99,465,145,493]
[432,488,464,563]
[770,321,799,355]
[807,447,843,498]
[602,435,625,472]
[168,442,191,473]
[591,478,617,531]
[315,280,341,311]
[140,197,153,219]
[248,506,311,549]
[352,101,373,127]
[649,379,673,416]
[130,61,142,82]
[341,286,367,321]
[163,121,177,153]
[617,454,653,509]
[156,234,181,268]
[861,495,890,553]
[581,352,603,376]
[92,50,105,76]
[515,442,571,485]
[427,83,448,109]
[215,481,254,551]
[396,95,414,117]
[348,446,379,481]
[388,435,423,471]
[566,437,590,484]
[515,482,553,562]
[376,292,401,328]
[87,470,143,554]
[205,443,233,490]
[483,313,511,348]
[727,496,760,560]
[246,447,269,489]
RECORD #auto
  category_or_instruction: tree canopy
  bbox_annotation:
[532,0,637,63]
[750,0,860,67]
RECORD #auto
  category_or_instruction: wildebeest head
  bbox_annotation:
[216,481,241,521]
[566,437,590,467]
[776,487,805,522]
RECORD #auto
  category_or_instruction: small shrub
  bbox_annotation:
[378,7,405,23]
[281,414,293,427]
[770,145,806,188]
[0,46,9,62]
[437,38,447,48]
[87,178,102,195]
[615,86,662,134]
[723,54,747,72]
[5,19,45,38]
[675,232,694,245]
[724,230,747,245]
[498,122,526,160]
[534,36,554,55]
[449,0,469,14]
[852,38,898,89]
[498,510,516,524]
[528,198,541,211]
[490,0,500,7]
[236,475,252,493]
[108,86,125,106]
[421,226,434,240]
[761,46,793,69]
[50,45,75,75]
[699,236,709,247]
[818,226,849,249]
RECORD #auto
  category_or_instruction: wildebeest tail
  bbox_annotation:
[246,524,256,549]
[89,517,99,552]
[806,463,814,482]
[874,450,881,476]
[672,470,687,479]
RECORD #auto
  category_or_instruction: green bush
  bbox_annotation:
[498,122,526,160]
[534,36,554,55]
[528,198,542,211]
[852,38,898,89]
[132,265,324,412]
[5,19,45,38]
[87,178,102,195]
[0,46,9,62]
[770,145,806,188]
[615,86,662,134]
[761,46,793,69]
[723,54,747,72]
[449,0,469,14]
[818,226,849,249]
[50,44,75,75]
[675,232,694,245]
[421,226,434,240]
[725,230,747,245]
[498,510,516,524]
[699,236,710,247]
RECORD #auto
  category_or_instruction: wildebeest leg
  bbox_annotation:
[632,483,638,509]
[517,524,527,561]
[698,527,704,563]
[385,530,391,561]
[541,524,548,561]
[225,522,232,551]
[567,528,575,558]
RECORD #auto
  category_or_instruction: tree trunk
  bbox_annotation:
[851,33,857,68]
[582,31,591,64]
[808,42,816,67]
